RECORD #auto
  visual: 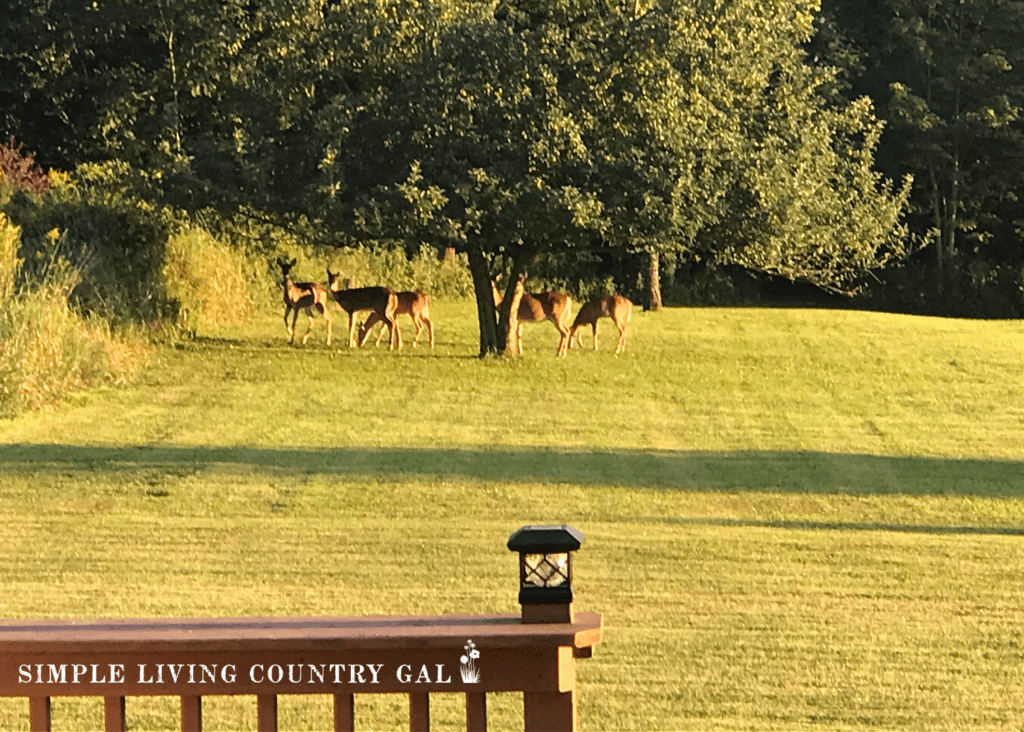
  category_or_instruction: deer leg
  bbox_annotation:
[287,308,300,343]
[411,316,424,348]
[592,322,599,351]
[301,306,316,345]
[347,312,358,348]
[556,323,571,357]
[615,322,628,354]
[322,305,333,346]
[426,317,435,349]
[391,317,403,350]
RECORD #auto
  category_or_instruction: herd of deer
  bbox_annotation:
[277,257,633,356]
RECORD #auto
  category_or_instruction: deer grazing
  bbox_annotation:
[569,294,633,354]
[491,279,574,356]
[358,291,434,349]
[278,257,333,346]
[326,269,402,349]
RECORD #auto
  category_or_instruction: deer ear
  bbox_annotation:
[289,258,298,267]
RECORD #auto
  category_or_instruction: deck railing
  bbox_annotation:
[1,611,603,731]
[0,525,603,731]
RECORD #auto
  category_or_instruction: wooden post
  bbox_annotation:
[104,696,127,732]
[180,695,202,732]
[333,693,354,732]
[524,689,576,732]
[410,691,430,731]
[256,695,277,732]
[466,691,487,732]
[28,697,51,732]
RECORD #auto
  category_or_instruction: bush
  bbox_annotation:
[0,138,50,204]
[3,161,172,324]
[856,257,1024,319]
[162,227,255,331]
[315,244,474,299]
[0,214,149,418]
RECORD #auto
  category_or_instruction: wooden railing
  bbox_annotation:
[0,611,603,732]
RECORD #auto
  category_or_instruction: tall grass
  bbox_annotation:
[161,226,255,330]
[0,214,149,418]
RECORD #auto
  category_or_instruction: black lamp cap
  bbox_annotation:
[507,525,584,553]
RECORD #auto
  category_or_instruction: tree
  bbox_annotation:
[813,0,1024,295]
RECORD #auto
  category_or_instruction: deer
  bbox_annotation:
[569,294,633,354]
[491,279,574,356]
[278,257,333,346]
[357,291,434,349]
[326,269,402,349]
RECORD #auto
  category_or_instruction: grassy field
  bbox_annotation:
[1,301,1023,730]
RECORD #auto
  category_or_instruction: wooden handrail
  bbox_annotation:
[1,612,603,731]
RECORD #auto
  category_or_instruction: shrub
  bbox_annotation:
[0,138,50,203]
[311,244,474,299]
[3,161,172,324]
[0,214,149,418]
[162,227,255,331]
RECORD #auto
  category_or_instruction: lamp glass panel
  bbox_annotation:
[522,552,570,587]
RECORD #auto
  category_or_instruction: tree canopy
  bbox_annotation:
[3,0,919,349]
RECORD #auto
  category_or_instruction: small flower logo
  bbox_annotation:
[460,639,481,683]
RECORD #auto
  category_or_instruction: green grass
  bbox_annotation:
[1,302,1024,730]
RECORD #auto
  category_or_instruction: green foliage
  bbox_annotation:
[162,227,255,331]
[0,213,19,299]
[0,213,150,418]
[813,0,1024,306]
[320,244,475,299]
[3,161,173,323]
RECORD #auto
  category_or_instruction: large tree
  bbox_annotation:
[314,0,910,354]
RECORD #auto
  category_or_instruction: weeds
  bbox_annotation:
[0,214,149,418]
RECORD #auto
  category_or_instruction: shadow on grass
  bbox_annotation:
[634,516,1024,537]
[1,443,1022,499]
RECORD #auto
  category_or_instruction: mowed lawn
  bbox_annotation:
[1,301,1023,730]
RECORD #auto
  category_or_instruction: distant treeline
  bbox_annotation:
[1,0,1021,322]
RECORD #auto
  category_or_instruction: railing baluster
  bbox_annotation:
[256,694,278,732]
[409,692,430,732]
[28,696,51,732]
[104,696,127,732]
[466,692,486,732]
[524,690,576,732]
[333,692,354,732]
[181,694,202,731]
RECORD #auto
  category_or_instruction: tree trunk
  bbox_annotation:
[928,166,944,295]
[496,261,530,356]
[467,245,499,357]
[947,152,960,299]
[646,250,663,311]
[505,279,525,357]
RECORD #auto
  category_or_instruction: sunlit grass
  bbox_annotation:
[1,301,1023,730]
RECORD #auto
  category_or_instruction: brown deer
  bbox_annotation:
[357,291,434,349]
[491,279,574,356]
[569,294,633,354]
[326,269,402,349]
[278,257,333,346]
